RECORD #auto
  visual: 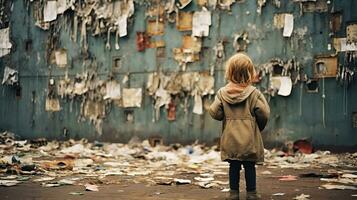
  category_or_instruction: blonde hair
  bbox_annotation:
[225,53,256,85]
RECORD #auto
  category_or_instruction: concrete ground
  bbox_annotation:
[0,166,356,200]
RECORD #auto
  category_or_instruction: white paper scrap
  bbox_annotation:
[283,14,294,37]
[44,1,58,22]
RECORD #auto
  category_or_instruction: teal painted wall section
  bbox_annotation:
[0,0,356,147]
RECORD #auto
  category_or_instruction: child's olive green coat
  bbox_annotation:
[209,85,270,163]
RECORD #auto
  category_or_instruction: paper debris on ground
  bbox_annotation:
[85,183,99,191]
[273,193,285,196]
[0,180,21,186]
[294,194,310,200]
[321,184,357,190]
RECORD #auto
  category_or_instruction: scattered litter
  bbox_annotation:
[69,192,84,195]
[174,178,191,185]
[278,175,298,181]
[320,184,357,190]
[0,180,20,187]
[272,193,285,196]
[261,170,272,175]
[33,177,56,182]
[85,183,99,191]
[294,194,310,200]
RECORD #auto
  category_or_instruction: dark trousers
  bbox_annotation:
[228,160,256,192]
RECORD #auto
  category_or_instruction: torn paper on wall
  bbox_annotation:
[192,9,211,37]
[56,0,71,15]
[154,87,171,110]
[116,15,128,37]
[177,0,192,9]
[43,1,57,22]
[55,49,67,67]
[256,0,266,15]
[122,88,142,108]
[176,11,193,31]
[314,55,338,78]
[181,72,199,92]
[197,73,215,96]
[136,32,150,51]
[233,32,249,52]
[0,27,12,57]
[147,73,160,96]
[167,100,176,121]
[273,13,286,29]
[271,77,292,96]
[218,0,235,10]
[302,0,328,13]
[333,38,357,52]
[165,73,183,95]
[347,24,357,44]
[45,98,61,112]
[147,20,165,36]
[104,80,121,100]
[2,67,18,85]
[193,94,203,115]
[173,36,202,68]
[83,100,105,120]
[283,14,294,37]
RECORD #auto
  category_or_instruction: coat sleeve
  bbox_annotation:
[209,93,224,121]
[253,91,270,131]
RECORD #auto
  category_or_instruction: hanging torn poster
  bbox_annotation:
[45,98,61,112]
[347,23,357,44]
[104,80,121,100]
[176,11,193,31]
[0,27,12,57]
[116,15,128,37]
[333,38,357,52]
[2,67,18,85]
[122,88,142,108]
[271,76,292,96]
[192,9,211,37]
[55,49,67,67]
[283,14,294,37]
[193,94,203,115]
[44,1,57,22]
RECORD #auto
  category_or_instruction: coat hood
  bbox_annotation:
[219,83,256,104]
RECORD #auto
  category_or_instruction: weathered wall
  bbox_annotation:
[0,0,356,148]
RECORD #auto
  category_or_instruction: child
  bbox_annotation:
[209,53,270,200]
